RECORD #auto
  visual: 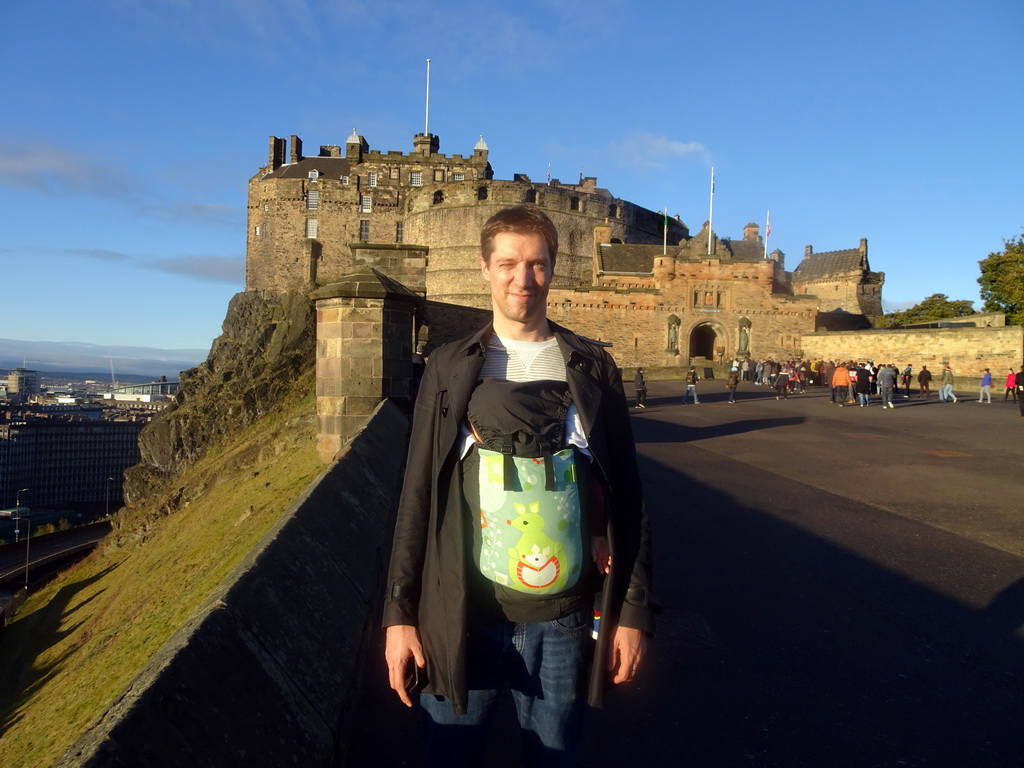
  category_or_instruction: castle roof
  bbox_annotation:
[597,245,656,274]
[263,156,352,180]
[792,248,866,280]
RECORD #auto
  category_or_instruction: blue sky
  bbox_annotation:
[2,0,1021,352]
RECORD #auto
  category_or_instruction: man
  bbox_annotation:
[877,364,897,409]
[939,365,958,403]
[978,368,992,403]
[634,366,648,408]
[831,361,851,406]
[682,366,700,404]
[918,365,932,398]
[383,206,654,766]
[726,365,739,404]
[1017,366,1024,418]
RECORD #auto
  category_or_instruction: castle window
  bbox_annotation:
[305,218,318,238]
[395,222,404,243]
[306,190,319,210]
[308,170,319,180]
[410,171,422,186]
[453,172,465,182]
[570,197,580,211]
[525,189,537,204]
[477,186,488,200]
[609,204,618,218]
[359,220,370,241]
[433,190,444,205]
[360,195,372,213]
[341,176,349,185]
[368,172,378,187]
[254,226,260,236]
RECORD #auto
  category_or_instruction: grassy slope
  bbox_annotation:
[0,389,320,768]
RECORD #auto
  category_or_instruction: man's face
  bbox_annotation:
[480,231,552,332]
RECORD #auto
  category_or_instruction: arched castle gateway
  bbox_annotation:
[246,131,884,367]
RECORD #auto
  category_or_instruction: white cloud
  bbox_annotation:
[146,254,245,284]
[0,137,143,199]
[610,131,709,171]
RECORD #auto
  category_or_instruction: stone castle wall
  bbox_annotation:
[801,326,1024,384]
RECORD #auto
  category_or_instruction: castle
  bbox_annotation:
[246,131,884,366]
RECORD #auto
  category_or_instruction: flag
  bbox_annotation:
[547,163,551,182]
[766,210,771,239]
[711,167,715,194]
[663,209,668,232]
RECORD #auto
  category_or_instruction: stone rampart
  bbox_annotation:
[56,400,409,768]
[801,325,1024,386]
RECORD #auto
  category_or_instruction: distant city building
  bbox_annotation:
[0,419,142,511]
[6,368,40,403]
[102,378,179,403]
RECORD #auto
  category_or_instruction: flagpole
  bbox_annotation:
[707,167,715,256]
[424,58,431,135]
[663,207,671,256]
[764,209,770,259]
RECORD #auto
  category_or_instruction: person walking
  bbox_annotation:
[978,368,992,403]
[901,364,913,398]
[918,366,933,399]
[877,364,897,409]
[1017,366,1024,417]
[1004,368,1017,402]
[682,366,700,404]
[854,363,872,407]
[726,367,739,404]
[939,365,958,403]
[832,362,851,406]
[634,367,648,408]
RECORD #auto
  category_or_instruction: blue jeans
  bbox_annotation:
[939,383,955,402]
[420,608,589,768]
[683,384,699,403]
[857,392,869,406]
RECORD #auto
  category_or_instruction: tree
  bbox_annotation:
[877,293,975,328]
[978,235,1024,326]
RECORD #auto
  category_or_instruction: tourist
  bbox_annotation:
[939,365,958,403]
[918,366,933,398]
[683,366,700,404]
[978,368,992,403]
[1005,368,1018,402]
[382,206,654,765]
[634,367,648,408]
[877,364,897,409]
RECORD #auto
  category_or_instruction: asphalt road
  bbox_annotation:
[350,381,1024,767]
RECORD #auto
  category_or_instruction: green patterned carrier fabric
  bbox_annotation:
[475,446,583,594]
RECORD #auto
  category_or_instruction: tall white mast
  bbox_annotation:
[424,58,431,135]
[707,167,715,256]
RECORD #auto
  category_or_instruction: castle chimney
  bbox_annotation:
[289,135,303,164]
[268,136,286,170]
[743,222,760,242]
[805,245,813,258]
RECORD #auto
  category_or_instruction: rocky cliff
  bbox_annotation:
[121,290,316,530]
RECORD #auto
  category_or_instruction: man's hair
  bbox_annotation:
[480,206,558,268]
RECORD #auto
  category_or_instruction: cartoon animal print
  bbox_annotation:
[506,502,567,591]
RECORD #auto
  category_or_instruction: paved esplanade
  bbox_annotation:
[350,382,1024,767]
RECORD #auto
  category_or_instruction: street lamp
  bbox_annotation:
[15,488,30,591]
[14,488,28,543]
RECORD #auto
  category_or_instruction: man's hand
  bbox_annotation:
[385,624,426,707]
[607,625,646,685]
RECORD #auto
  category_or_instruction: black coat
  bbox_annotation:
[382,322,654,714]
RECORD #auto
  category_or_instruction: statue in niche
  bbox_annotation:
[738,325,750,356]
[668,322,678,352]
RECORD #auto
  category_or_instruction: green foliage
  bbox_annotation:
[877,293,975,328]
[978,235,1024,325]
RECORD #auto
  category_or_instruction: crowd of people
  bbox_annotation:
[634,358,1024,415]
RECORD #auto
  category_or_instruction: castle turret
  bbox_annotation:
[346,129,368,162]
[413,133,440,155]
